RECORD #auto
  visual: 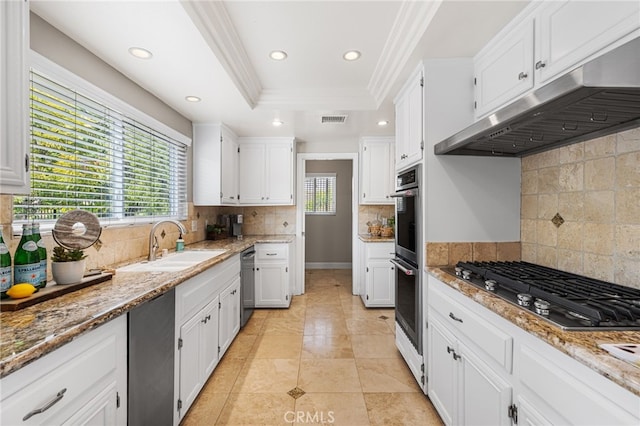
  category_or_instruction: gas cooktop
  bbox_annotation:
[446,261,640,331]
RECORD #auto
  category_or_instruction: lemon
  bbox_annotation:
[6,283,37,299]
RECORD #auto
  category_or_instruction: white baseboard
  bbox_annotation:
[305,262,352,269]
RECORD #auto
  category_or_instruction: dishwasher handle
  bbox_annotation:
[242,251,255,260]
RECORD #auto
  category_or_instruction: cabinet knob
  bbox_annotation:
[535,60,546,70]
[518,71,528,80]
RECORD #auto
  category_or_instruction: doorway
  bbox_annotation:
[296,153,359,295]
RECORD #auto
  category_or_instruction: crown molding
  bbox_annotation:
[180,0,262,109]
[257,88,377,110]
[368,0,442,107]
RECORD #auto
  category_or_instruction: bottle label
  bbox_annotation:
[0,243,8,255]
[14,264,41,286]
[0,266,11,292]
[37,239,46,249]
[39,260,48,285]
[21,241,38,252]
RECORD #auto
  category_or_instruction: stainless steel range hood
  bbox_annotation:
[434,37,640,157]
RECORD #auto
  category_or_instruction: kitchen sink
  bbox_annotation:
[117,249,227,272]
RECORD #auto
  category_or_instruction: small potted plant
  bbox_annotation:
[51,246,87,285]
[206,224,227,240]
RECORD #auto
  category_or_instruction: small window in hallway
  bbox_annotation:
[304,173,336,215]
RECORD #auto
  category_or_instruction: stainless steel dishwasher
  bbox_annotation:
[240,246,255,327]
[128,289,175,426]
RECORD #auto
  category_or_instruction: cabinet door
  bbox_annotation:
[0,0,29,194]
[265,143,293,204]
[474,19,534,118]
[219,277,241,357]
[221,129,238,204]
[537,1,640,84]
[202,297,220,378]
[361,140,394,204]
[255,263,287,307]
[427,317,457,426]
[366,260,395,307]
[459,341,512,426]
[516,395,554,426]
[61,384,117,426]
[394,94,410,169]
[238,143,266,204]
[404,73,424,167]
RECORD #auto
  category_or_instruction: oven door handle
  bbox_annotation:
[389,189,418,198]
[390,259,417,276]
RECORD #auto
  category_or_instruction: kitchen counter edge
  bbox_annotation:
[0,235,294,378]
[427,267,640,397]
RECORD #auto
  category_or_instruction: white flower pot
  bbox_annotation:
[51,259,86,285]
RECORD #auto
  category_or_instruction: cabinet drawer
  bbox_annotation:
[1,318,123,425]
[366,242,395,260]
[256,244,288,261]
[429,282,513,372]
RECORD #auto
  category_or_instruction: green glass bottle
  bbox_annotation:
[0,228,12,299]
[31,223,47,289]
[13,223,41,289]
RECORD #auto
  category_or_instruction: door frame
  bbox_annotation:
[296,152,359,295]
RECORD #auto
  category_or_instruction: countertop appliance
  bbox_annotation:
[240,246,255,327]
[448,261,640,331]
[128,289,175,425]
[434,37,640,157]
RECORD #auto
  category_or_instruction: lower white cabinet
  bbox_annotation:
[255,243,292,308]
[360,241,395,307]
[0,316,127,426]
[174,255,241,423]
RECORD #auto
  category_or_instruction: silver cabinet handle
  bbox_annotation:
[449,312,463,323]
[535,60,546,69]
[23,388,67,421]
[389,259,416,276]
[518,71,528,80]
[266,253,277,256]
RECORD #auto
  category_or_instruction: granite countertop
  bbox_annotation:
[358,234,394,242]
[427,267,640,397]
[0,235,294,378]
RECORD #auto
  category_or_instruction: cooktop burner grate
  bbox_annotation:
[453,261,640,330]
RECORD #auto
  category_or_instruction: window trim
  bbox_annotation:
[13,51,191,233]
[304,172,337,216]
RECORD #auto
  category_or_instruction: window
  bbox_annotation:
[13,64,188,227]
[305,173,336,215]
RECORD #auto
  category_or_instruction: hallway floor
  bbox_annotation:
[182,269,443,425]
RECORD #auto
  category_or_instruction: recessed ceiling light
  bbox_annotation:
[272,119,284,127]
[185,96,201,102]
[269,50,288,61]
[128,47,153,59]
[343,50,361,61]
[377,120,389,126]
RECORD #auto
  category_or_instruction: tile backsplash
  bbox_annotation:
[521,127,639,288]
[426,242,521,267]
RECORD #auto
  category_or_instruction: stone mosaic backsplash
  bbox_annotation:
[426,242,521,267]
[520,127,639,288]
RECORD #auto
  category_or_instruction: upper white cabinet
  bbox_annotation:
[0,0,29,194]
[394,64,423,171]
[238,137,295,205]
[192,123,239,206]
[474,0,640,118]
[359,137,395,204]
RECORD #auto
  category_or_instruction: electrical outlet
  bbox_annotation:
[191,220,197,232]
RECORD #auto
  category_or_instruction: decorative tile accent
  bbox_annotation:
[283,221,288,227]
[551,213,565,228]
[160,230,166,239]
[251,210,258,217]
[378,315,389,320]
[287,387,306,399]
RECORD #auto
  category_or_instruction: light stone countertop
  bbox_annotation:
[427,267,640,397]
[0,235,294,378]
[358,234,394,243]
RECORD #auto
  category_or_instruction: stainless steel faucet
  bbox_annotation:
[148,219,188,261]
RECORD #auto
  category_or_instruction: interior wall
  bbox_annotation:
[305,160,353,265]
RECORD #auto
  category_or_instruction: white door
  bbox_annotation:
[178,311,205,418]
[428,317,457,426]
[266,143,293,203]
[238,143,265,204]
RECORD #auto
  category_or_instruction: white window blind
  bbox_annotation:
[304,173,336,215]
[13,70,187,225]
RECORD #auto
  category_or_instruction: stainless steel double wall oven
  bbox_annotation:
[391,165,422,354]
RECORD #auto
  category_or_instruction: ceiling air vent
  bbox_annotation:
[321,115,348,124]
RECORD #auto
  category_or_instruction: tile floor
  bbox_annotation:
[182,269,443,426]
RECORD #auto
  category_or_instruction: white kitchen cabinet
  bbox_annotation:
[0,316,127,426]
[218,276,241,357]
[360,241,395,307]
[238,137,295,205]
[359,137,395,204]
[0,0,30,194]
[174,255,240,423]
[474,0,640,118]
[192,123,239,205]
[255,243,291,308]
[394,64,423,171]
